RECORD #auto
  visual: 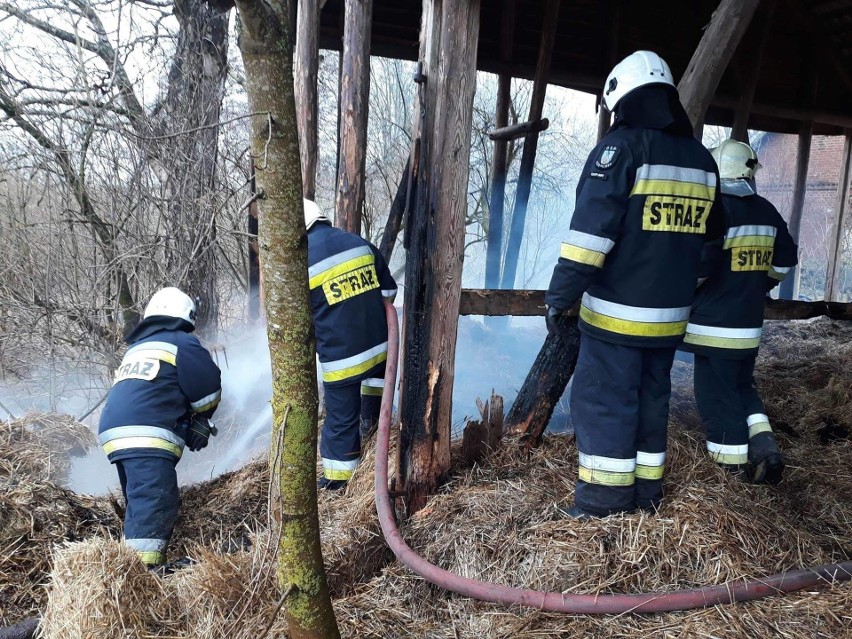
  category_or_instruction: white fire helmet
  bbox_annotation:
[143,287,197,326]
[602,51,675,112]
[710,139,762,180]
[304,198,330,230]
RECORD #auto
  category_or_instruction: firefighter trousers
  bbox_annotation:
[571,335,675,516]
[320,368,384,482]
[693,354,778,469]
[116,456,180,566]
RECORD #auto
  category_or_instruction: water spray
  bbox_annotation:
[373,303,852,613]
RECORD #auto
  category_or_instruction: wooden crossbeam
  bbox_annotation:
[457,288,852,320]
[487,118,549,141]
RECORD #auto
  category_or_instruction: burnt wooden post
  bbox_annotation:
[248,159,261,321]
[335,0,372,233]
[730,0,776,142]
[378,156,411,263]
[294,0,320,199]
[400,0,481,515]
[484,0,516,289]
[778,123,813,300]
[825,130,852,302]
[677,0,760,129]
[499,0,560,289]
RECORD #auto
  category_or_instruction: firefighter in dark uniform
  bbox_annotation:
[99,287,222,566]
[545,51,725,518]
[681,139,797,484]
[305,200,397,490]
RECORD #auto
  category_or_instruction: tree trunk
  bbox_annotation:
[335,0,373,234]
[233,1,340,636]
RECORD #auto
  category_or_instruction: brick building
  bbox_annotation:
[754,134,851,301]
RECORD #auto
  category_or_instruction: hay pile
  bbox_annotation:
[17,318,852,636]
[0,414,118,624]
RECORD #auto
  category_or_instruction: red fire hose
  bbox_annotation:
[375,303,852,613]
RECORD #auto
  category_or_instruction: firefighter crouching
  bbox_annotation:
[545,51,724,518]
[98,287,222,567]
[305,200,397,491]
[680,139,798,484]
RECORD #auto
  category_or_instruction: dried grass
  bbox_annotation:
[10,318,852,637]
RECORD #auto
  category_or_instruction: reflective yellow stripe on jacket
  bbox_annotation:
[319,342,388,383]
[683,323,762,350]
[580,293,690,338]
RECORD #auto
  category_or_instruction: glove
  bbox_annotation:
[185,415,217,452]
[545,305,563,336]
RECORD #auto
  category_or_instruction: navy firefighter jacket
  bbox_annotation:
[308,221,397,387]
[546,126,725,348]
[98,316,222,462]
[681,183,798,359]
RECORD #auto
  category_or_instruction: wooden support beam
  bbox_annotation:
[488,118,549,141]
[730,0,777,142]
[825,130,852,301]
[334,0,372,234]
[484,0,515,290]
[499,0,560,289]
[248,159,261,321]
[400,0,481,515]
[294,0,320,199]
[505,315,580,447]
[378,156,410,263]
[457,288,852,320]
[677,0,760,129]
[778,122,813,299]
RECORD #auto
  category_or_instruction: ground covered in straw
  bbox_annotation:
[1,318,851,637]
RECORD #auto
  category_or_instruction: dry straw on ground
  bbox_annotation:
[9,318,852,637]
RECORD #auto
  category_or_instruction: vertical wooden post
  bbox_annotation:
[499,0,560,289]
[400,0,481,515]
[335,0,372,234]
[248,159,261,321]
[825,131,852,302]
[730,0,776,142]
[778,123,813,300]
[294,0,320,200]
[677,0,760,129]
[378,155,411,263]
[484,0,515,289]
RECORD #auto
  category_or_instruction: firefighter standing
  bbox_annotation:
[305,200,397,490]
[681,139,797,484]
[99,287,222,566]
[545,51,724,518]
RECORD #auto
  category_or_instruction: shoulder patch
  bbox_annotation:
[595,145,620,169]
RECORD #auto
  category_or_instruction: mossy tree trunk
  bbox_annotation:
[231,1,340,637]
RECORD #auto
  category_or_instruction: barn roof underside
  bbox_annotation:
[319,0,852,135]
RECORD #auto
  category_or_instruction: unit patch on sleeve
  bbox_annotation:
[595,145,620,169]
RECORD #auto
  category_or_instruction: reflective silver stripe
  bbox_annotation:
[321,457,360,471]
[126,341,178,356]
[381,289,397,298]
[747,413,770,427]
[320,342,388,374]
[636,451,666,466]
[635,164,717,187]
[362,378,384,388]
[99,425,185,447]
[191,389,221,411]
[685,323,762,339]
[769,265,791,274]
[582,293,690,323]
[308,245,372,279]
[707,442,748,455]
[125,538,168,552]
[725,224,777,239]
[578,452,636,472]
[565,230,615,254]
